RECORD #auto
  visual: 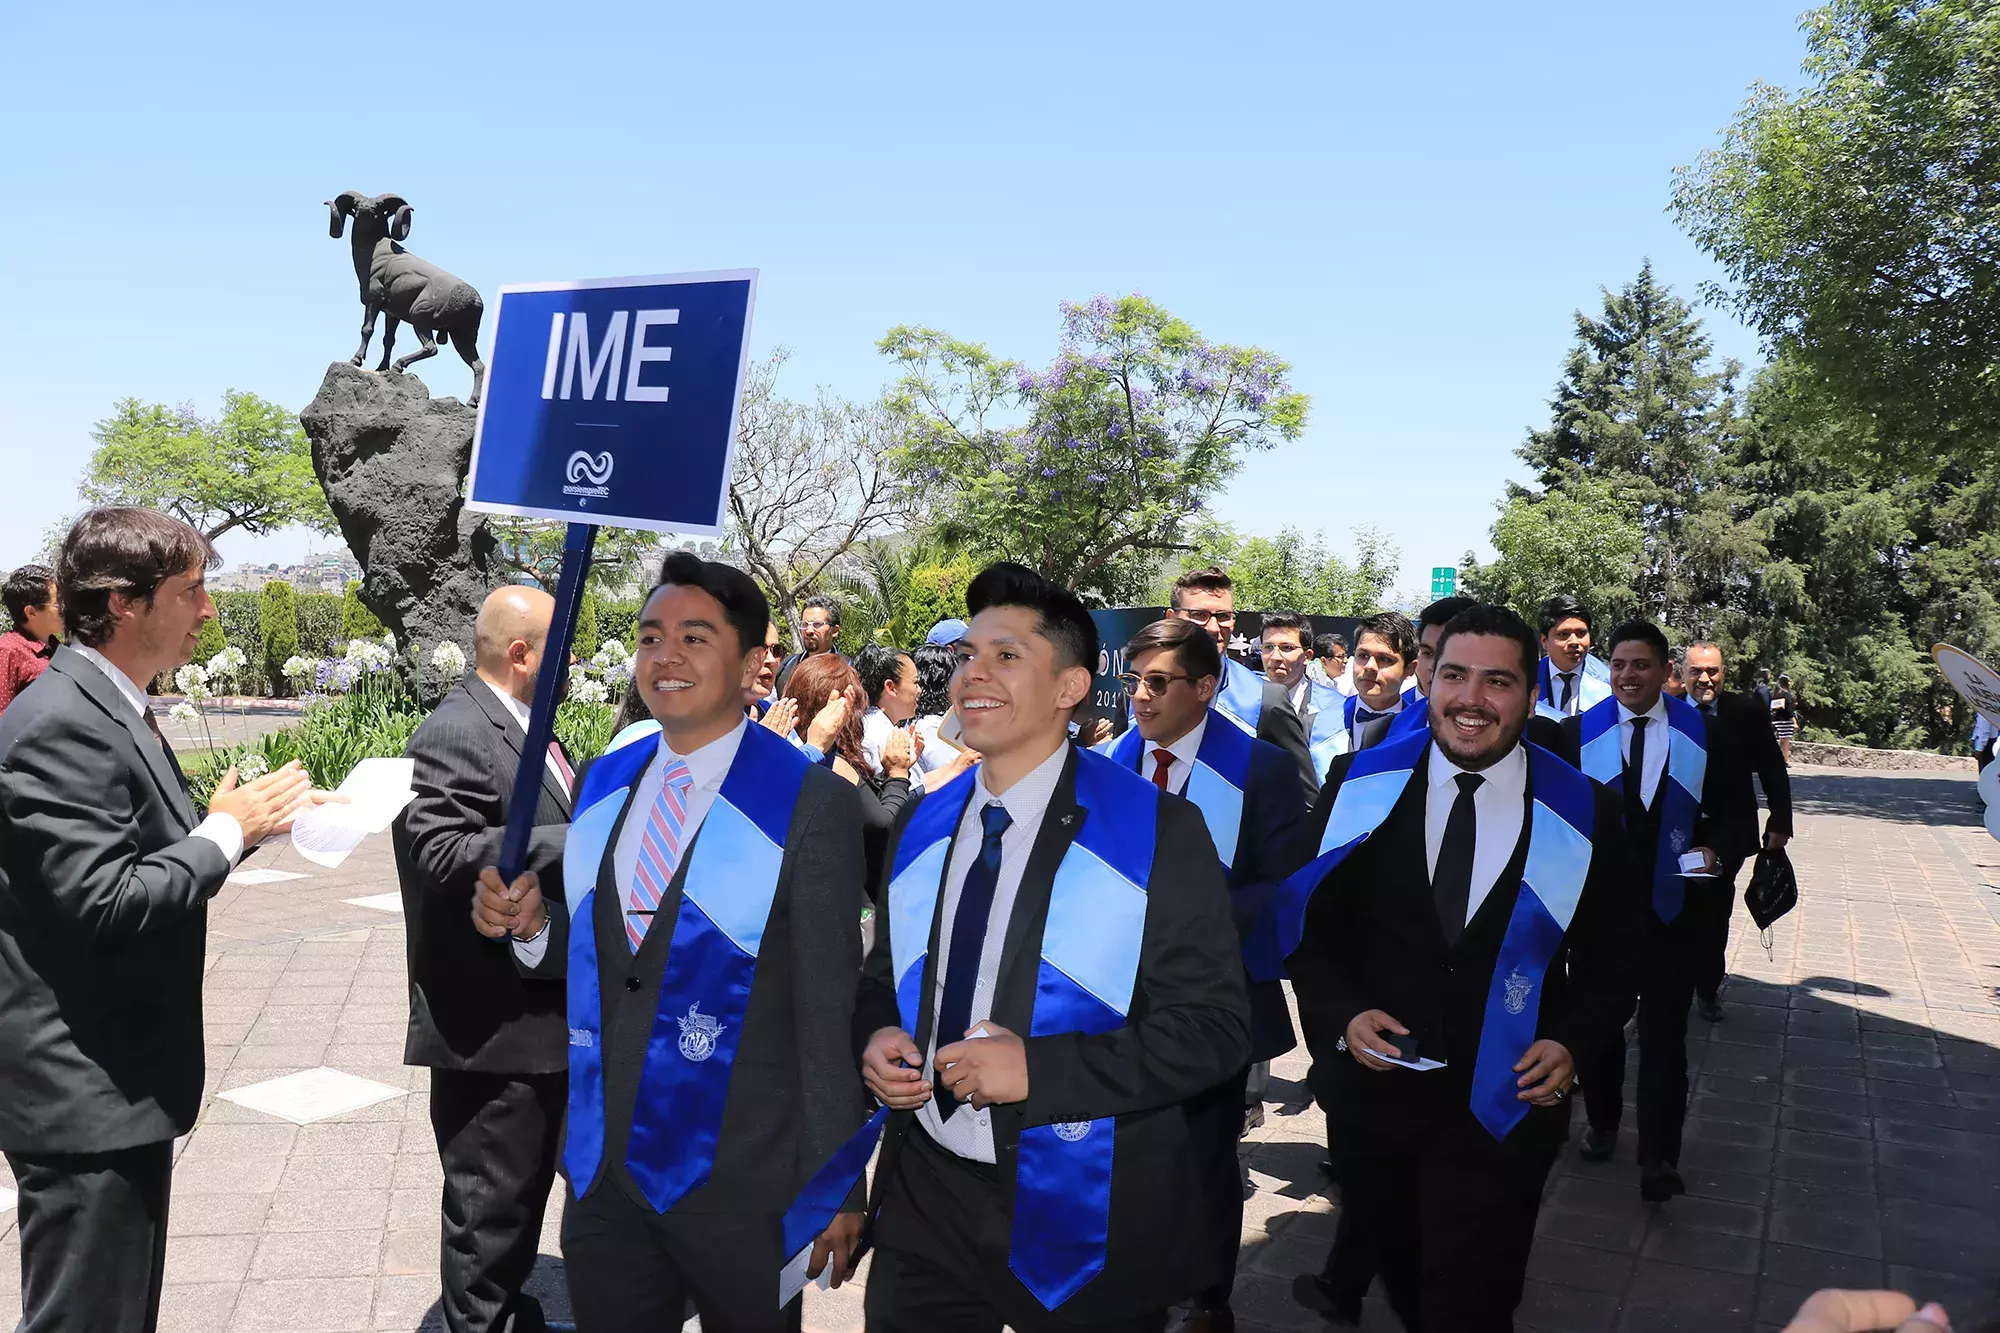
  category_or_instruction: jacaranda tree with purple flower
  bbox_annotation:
[880,294,1308,601]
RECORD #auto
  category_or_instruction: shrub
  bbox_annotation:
[895,558,977,648]
[260,581,299,696]
[192,616,227,672]
[597,599,641,652]
[555,699,617,767]
[211,591,266,692]
[297,592,342,656]
[574,593,601,666]
[342,580,386,641]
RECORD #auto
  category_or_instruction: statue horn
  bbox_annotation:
[390,205,413,242]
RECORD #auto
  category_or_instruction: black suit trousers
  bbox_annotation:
[560,1179,803,1333]
[430,1069,566,1333]
[1580,912,1700,1166]
[866,1131,1167,1333]
[1337,1093,1555,1333]
[1192,1065,1253,1309]
[7,1140,172,1333]
[1690,857,1745,1003]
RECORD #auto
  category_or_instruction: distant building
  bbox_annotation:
[211,549,361,595]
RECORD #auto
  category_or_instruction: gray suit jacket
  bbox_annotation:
[521,757,873,1214]
[0,647,232,1152]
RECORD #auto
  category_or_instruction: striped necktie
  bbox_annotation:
[627,757,696,952]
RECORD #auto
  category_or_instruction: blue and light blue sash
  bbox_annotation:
[1212,656,1265,734]
[1100,713,1284,980]
[561,721,810,1212]
[885,748,1157,1311]
[1272,735,1595,1141]
[1536,655,1613,721]
[1577,694,1707,922]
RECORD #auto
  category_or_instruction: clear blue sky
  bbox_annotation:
[0,1,1809,597]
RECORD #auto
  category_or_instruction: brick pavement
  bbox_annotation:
[1,764,1996,1331]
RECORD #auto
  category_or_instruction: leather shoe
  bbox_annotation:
[1696,994,1725,1023]
[1640,1161,1686,1202]
[1183,1306,1236,1333]
[1292,1274,1363,1326]
[1579,1125,1617,1162]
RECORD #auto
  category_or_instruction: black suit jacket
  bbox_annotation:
[1696,692,1793,861]
[0,647,234,1152]
[522,753,872,1215]
[1288,744,1643,1156]
[855,745,1252,1320]
[1552,707,1743,878]
[393,678,573,1073]
[1255,678,1319,801]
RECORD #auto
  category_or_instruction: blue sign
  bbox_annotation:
[466,270,758,535]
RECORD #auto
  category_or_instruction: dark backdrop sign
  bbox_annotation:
[1086,608,1361,733]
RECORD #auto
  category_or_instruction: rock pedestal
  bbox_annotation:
[299,363,498,665]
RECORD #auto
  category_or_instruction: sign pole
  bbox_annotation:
[498,521,597,881]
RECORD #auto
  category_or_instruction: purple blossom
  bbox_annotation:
[1041,467,1058,477]
[1014,368,1039,393]
[1087,473,1108,485]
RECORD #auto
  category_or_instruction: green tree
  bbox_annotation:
[342,580,386,641]
[1180,523,1396,615]
[574,593,602,661]
[1672,0,2000,474]
[883,294,1309,602]
[489,521,668,596]
[896,556,979,647]
[296,592,343,656]
[83,392,333,541]
[1461,479,1646,625]
[193,616,226,671]
[260,581,299,695]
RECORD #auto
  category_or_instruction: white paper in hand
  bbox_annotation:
[776,1241,836,1309]
[291,758,417,869]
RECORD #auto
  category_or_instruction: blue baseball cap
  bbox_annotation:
[925,618,969,646]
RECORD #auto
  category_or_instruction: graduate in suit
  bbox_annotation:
[1281,604,1644,1332]
[1535,595,1611,721]
[1343,611,1422,750]
[1164,566,1316,798]
[0,508,329,1333]
[1681,642,1793,1022]
[1412,596,1478,701]
[857,563,1251,1333]
[472,553,874,1333]
[394,586,576,1333]
[1100,618,1307,1333]
[1557,622,1741,1202]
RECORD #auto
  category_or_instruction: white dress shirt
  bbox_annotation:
[1617,695,1670,808]
[1424,742,1529,923]
[514,716,747,966]
[1350,695,1404,750]
[861,707,924,792]
[913,714,962,775]
[1551,668,1582,715]
[1285,676,1319,733]
[918,740,1070,1163]
[1140,713,1207,795]
[483,679,577,794]
[71,645,245,866]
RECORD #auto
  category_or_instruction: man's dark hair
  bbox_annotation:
[1604,619,1671,667]
[855,643,912,707]
[4,564,55,633]
[58,508,217,648]
[1433,603,1540,678]
[911,642,957,716]
[1258,610,1311,648]
[650,551,770,658]
[1125,617,1222,682]
[1314,631,1348,658]
[800,593,841,627]
[964,562,1099,672]
[1169,565,1232,611]
[1538,594,1593,638]
[1418,595,1478,634]
[1352,610,1417,664]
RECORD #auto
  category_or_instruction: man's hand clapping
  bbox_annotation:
[207,760,335,844]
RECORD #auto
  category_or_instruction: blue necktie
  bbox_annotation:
[934,801,1012,1120]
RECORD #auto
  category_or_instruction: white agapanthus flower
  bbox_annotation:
[167,701,200,725]
[173,664,209,699]
[430,641,467,677]
[591,640,632,669]
[344,638,392,671]
[207,645,247,674]
[282,655,315,685]
[569,676,609,706]
[235,752,269,781]
[381,631,397,653]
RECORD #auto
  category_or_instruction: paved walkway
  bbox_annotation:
[2,766,1996,1331]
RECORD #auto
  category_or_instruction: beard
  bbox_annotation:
[1430,703,1527,771]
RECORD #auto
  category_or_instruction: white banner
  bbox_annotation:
[1932,644,2000,730]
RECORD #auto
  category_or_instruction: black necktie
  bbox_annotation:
[1558,672,1576,714]
[1434,773,1483,946]
[1625,716,1651,827]
[934,801,1011,1120]
[1355,708,1394,751]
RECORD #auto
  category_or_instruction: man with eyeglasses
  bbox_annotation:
[1165,567,1316,797]
[1681,641,1793,1022]
[773,593,845,696]
[1101,617,1304,1333]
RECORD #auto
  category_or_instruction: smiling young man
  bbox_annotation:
[1278,604,1641,1331]
[857,562,1250,1333]
[472,552,873,1333]
[1102,618,1306,1332]
[1558,621,1737,1203]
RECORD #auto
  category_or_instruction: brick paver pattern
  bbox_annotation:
[2,766,1997,1332]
